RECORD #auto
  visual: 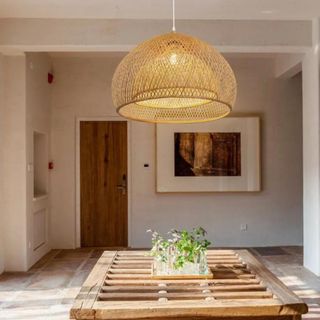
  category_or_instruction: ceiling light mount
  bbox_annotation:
[172,0,176,32]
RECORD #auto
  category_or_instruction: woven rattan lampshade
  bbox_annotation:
[112,32,237,123]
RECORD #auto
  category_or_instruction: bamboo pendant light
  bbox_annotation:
[111,1,237,123]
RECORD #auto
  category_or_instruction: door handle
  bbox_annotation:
[116,184,126,195]
[116,174,127,195]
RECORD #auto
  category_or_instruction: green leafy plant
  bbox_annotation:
[147,229,170,262]
[147,227,211,269]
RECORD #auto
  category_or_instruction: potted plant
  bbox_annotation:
[147,227,211,277]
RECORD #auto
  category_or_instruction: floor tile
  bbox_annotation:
[4,288,64,309]
[80,258,98,271]
[90,249,104,259]
[29,250,61,271]
[67,270,91,287]
[0,273,33,291]
[26,271,75,290]
[54,248,92,259]
[42,259,84,272]
[253,247,288,256]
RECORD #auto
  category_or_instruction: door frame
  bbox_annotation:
[75,116,132,248]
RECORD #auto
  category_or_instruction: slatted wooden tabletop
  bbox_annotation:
[70,249,308,320]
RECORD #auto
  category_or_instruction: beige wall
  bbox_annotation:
[25,53,52,268]
[50,55,303,249]
[0,55,28,271]
[0,53,51,272]
[0,53,4,274]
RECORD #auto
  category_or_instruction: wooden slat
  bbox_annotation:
[208,264,246,268]
[109,268,150,274]
[104,278,262,286]
[114,259,243,264]
[101,284,267,293]
[113,259,152,264]
[105,274,256,280]
[98,291,273,301]
[115,250,237,256]
[112,264,151,269]
[115,256,152,259]
[106,270,255,280]
[92,299,291,319]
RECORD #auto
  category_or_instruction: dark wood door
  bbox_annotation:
[80,121,128,247]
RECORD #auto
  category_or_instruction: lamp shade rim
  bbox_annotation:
[117,109,231,124]
[116,98,232,111]
[117,100,232,123]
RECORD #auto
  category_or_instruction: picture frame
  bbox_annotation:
[156,117,260,192]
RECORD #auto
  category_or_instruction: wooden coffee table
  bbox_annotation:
[70,249,307,320]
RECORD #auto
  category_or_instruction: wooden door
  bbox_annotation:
[80,121,128,247]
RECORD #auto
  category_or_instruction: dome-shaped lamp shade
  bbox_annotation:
[112,32,237,123]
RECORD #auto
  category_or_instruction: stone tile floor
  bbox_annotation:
[0,246,319,319]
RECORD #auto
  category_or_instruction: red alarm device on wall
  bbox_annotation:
[48,72,54,84]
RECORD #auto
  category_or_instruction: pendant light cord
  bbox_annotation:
[172,0,176,32]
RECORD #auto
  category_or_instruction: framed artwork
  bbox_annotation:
[156,117,260,192]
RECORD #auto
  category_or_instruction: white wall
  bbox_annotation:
[0,53,4,274]
[50,55,303,249]
[25,53,52,269]
[0,53,51,272]
[0,55,28,271]
[302,19,320,275]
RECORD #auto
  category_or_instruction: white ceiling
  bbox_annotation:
[0,0,319,20]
